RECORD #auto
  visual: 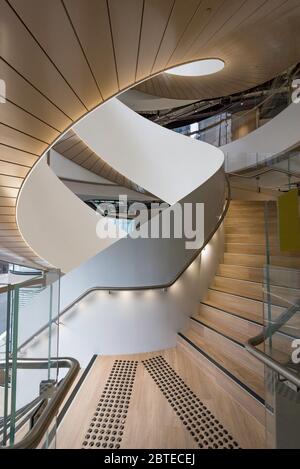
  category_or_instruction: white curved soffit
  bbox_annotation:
[74,99,223,206]
[118,89,197,112]
[17,158,127,273]
[17,100,224,273]
[222,103,300,172]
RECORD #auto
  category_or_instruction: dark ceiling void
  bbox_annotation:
[140,63,300,129]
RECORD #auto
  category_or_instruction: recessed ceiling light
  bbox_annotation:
[165,59,225,77]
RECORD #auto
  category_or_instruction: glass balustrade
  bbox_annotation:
[262,196,300,448]
[0,267,61,448]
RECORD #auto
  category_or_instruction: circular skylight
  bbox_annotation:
[165,59,225,77]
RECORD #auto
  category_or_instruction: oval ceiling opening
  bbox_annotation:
[165,59,225,77]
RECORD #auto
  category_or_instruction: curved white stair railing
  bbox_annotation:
[15,99,225,359]
[13,95,300,370]
[17,158,128,273]
[74,99,223,207]
[17,99,225,275]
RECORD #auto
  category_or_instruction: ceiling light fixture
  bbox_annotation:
[165,59,225,77]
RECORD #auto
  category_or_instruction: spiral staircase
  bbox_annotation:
[1,0,300,450]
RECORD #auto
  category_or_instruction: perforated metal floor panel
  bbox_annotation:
[142,356,240,449]
[82,360,138,449]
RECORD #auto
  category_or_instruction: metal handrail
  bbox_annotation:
[0,274,45,295]
[228,167,300,181]
[18,176,230,351]
[0,396,43,428]
[246,300,300,389]
[0,357,80,449]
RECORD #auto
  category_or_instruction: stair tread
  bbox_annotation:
[212,276,300,307]
[193,305,295,357]
[206,289,269,323]
[182,328,265,399]
[213,276,263,301]
[230,200,276,205]
[226,234,277,243]
[192,309,260,346]
[225,243,300,257]
[218,264,264,283]
[224,252,300,269]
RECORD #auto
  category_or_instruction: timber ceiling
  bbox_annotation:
[0,0,300,268]
[53,129,144,193]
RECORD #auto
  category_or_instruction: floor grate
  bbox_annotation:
[142,355,240,449]
[82,360,138,449]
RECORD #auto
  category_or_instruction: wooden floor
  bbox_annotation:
[56,347,265,449]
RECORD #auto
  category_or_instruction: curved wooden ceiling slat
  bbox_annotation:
[8,0,103,110]
[0,0,86,119]
[62,0,119,100]
[108,0,145,90]
[0,0,299,267]
[0,58,72,132]
[137,1,300,99]
[53,129,143,194]
[151,0,205,74]
[0,145,38,167]
[135,0,175,82]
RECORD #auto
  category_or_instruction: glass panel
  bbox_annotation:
[263,197,300,448]
[0,268,61,447]
[173,78,291,150]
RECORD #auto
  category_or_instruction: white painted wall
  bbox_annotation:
[13,99,226,408]
[16,166,225,352]
[14,222,224,409]
[20,224,224,365]
[222,103,300,172]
